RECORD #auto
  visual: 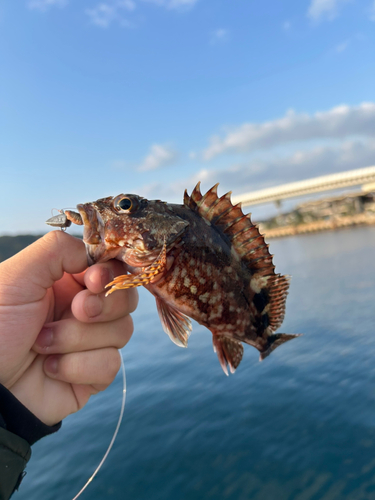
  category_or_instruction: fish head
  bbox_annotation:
[72,194,189,266]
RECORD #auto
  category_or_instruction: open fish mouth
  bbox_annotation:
[76,204,103,244]
[45,205,113,265]
[75,203,105,265]
[75,203,128,266]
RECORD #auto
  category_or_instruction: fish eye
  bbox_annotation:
[113,194,141,214]
[113,195,138,214]
[118,198,132,211]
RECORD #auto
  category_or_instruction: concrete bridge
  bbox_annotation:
[231,165,375,207]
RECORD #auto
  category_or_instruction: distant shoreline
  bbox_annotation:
[261,214,375,239]
[2,217,375,261]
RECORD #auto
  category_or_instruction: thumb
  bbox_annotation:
[0,231,87,305]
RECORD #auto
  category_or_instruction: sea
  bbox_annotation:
[15,226,375,500]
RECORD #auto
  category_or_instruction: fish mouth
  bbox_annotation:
[76,204,102,244]
[76,203,112,265]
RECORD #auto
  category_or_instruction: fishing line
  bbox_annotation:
[51,207,77,215]
[71,350,126,500]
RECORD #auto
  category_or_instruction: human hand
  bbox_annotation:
[0,231,138,426]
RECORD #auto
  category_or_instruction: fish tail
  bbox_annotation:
[259,333,301,361]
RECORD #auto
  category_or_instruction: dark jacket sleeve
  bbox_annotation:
[0,426,30,500]
[0,385,62,500]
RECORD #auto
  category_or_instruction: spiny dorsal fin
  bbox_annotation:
[185,182,203,210]
[184,183,275,277]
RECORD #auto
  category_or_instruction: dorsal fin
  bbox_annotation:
[184,183,276,276]
[184,183,290,331]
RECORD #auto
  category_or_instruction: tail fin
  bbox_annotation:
[259,333,301,361]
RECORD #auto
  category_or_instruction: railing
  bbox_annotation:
[231,166,375,207]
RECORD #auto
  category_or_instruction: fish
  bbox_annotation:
[46,183,299,375]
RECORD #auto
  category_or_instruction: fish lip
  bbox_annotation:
[77,204,103,243]
[77,203,104,265]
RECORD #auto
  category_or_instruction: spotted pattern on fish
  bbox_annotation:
[68,183,299,375]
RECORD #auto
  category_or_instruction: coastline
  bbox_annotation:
[261,213,375,239]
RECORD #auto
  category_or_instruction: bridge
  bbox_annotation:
[231,166,375,207]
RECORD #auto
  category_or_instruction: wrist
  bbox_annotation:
[0,384,61,446]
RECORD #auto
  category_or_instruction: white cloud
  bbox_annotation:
[137,144,178,171]
[141,0,198,9]
[85,0,135,28]
[210,28,229,45]
[140,139,375,205]
[168,0,198,7]
[283,20,291,30]
[203,140,375,195]
[30,0,197,18]
[202,102,375,160]
[307,0,350,20]
[28,0,67,11]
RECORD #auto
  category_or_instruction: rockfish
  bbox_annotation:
[46,184,299,375]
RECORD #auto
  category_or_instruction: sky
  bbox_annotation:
[0,0,374,234]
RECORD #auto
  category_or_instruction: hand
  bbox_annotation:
[0,231,138,426]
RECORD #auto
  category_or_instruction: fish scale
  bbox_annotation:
[48,183,300,375]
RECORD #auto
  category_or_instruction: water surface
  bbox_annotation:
[17,226,375,500]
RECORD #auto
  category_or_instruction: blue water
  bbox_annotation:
[16,226,375,500]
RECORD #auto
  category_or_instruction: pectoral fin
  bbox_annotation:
[212,335,244,376]
[105,241,167,296]
[155,296,192,348]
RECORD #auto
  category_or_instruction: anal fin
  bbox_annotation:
[212,335,244,376]
[156,296,192,348]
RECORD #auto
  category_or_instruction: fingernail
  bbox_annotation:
[45,355,59,375]
[84,295,103,318]
[36,327,54,348]
[101,267,114,290]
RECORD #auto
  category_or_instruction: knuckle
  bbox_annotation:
[70,328,84,350]
[115,315,134,348]
[37,232,71,282]
[117,288,138,315]
[126,314,134,335]
[37,232,60,262]
[57,354,73,379]
[107,349,121,381]
[40,231,66,257]
[62,353,85,382]
[57,322,82,351]
[128,288,139,313]
[43,230,64,245]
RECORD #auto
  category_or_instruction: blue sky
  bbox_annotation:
[0,0,374,234]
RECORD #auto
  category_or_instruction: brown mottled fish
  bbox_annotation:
[47,184,299,375]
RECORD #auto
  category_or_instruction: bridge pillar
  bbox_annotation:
[274,199,282,214]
